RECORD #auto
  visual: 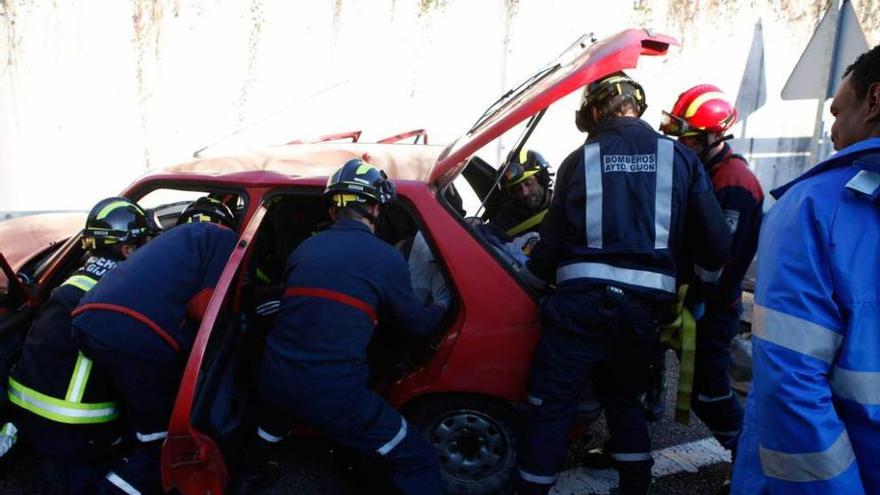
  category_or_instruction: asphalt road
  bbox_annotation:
[0,352,740,494]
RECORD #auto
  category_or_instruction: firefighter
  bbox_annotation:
[6,197,150,495]
[242,159,448,494]
[731,44,880,495]
[660,85,763,466]
[514,72,731,495]
[70,197,237,494]
[492,149,554,237]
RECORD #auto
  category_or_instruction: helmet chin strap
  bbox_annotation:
[699,133,734,162]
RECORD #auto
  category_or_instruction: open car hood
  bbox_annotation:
[428,29,678,186]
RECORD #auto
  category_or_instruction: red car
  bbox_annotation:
[0,29,676,495]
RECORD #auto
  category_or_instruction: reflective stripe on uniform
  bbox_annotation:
[752,305,842,364]
[526,395,543,406]
[759,429,856,482]
[7,378,118,424]
[556,262,676,293]
[135,431,167,443]
[584,143,603,248]
[505,209,548,237]
[519,469,558,485]
[696,392,733,403]
[844,169,880,196]
[611,452,652,462]
[654,139,673,249]
[694,265,722,283]
[830,366,880,405]
[106,472,141,495]
[257,427,284,443]
[64,352,93,403]
[376,417,407,456]
[62,274,98,292]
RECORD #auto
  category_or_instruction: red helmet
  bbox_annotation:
[660,84,737,137]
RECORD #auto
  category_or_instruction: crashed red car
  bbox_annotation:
[0,29,677,495]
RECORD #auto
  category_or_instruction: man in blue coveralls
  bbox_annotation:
[8,197,150,495]
[514,72,731,495]
[70,198,237,494]
[732,44,880,495]
[245,159,449,495]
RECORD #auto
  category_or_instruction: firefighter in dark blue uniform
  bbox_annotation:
[70,197,237,494]
[246,159,448,495]
[492,150,554,237]
[514,72,732,495]
[7,197,149,494]
[660,85,763,464]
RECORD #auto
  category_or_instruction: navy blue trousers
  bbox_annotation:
[257,355,446,495]
[691,306,744,453]
[75,332,181,495]
[516,287,659,494]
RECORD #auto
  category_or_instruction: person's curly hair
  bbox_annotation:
[844,43,880,99]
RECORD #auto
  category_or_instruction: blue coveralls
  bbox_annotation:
[71,222,237,494]
[516,117,731,494]
[731,138,880,494]
[8,255,123,494]
[689,144,763,454]
[256,218,447,495]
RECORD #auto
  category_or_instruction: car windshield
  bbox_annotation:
[467,33,595,135]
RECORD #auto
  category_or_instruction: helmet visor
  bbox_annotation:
[659,111,700,137]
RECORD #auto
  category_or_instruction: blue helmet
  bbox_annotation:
[176,196,235,228]
[324,158,397,208]
[82,197,149,251]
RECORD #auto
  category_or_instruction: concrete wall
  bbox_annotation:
[1,0,878,215]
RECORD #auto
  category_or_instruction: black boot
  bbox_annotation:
[581,439,615,469]
[616,460,653,495]
[230,437,281,494]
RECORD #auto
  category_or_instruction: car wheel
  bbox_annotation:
[409,396,518,495]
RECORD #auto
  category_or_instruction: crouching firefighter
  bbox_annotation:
[7,197,150,495]
[514,72,731,495]
[69,197,237,494]
[240,159,449,495]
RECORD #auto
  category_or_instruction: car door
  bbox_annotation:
[162,203,268,495]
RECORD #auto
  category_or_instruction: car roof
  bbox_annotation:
[147,142,445,185]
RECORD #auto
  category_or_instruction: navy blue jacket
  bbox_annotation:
[261,219,445,406]
[527,117,730,300]
[697,144,764,309]
[72,222,236,363]
[9,255,122,429]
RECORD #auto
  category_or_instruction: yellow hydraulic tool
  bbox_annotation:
[658,284,697,425]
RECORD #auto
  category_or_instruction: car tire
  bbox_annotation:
[408,396,518,495]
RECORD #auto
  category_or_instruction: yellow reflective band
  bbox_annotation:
[65,353,93,403]
[8,378,118,425]
[333,194,360,207]
[356,163,375,175]
[81,238,97,250]
[505,209,548,237]
[96,201,131,220]
[62,275,98,292]
[518,148,528,165]
[255,268,271,284]
[684,91,726,119]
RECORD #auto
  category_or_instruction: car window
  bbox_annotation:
[135,188,247,231]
